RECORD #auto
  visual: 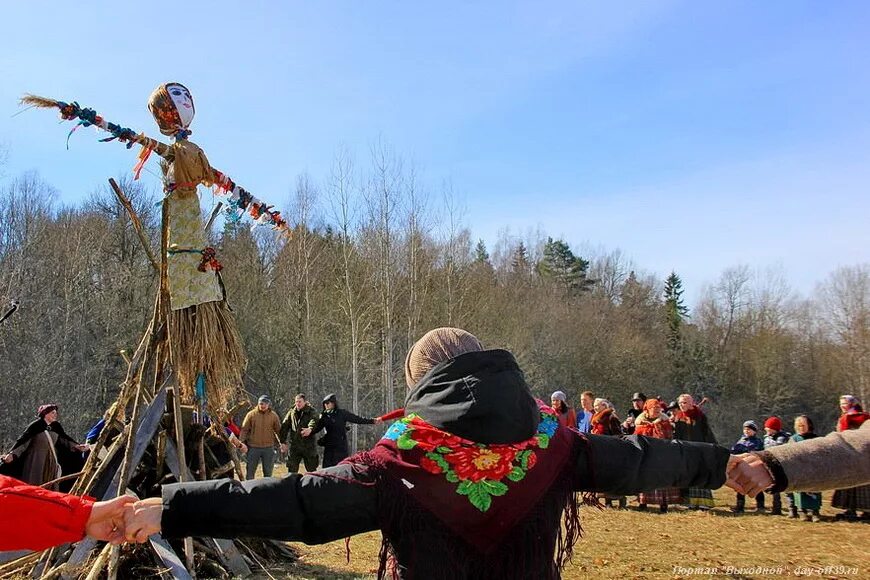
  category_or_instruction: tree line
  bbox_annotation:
[1,144,867,450]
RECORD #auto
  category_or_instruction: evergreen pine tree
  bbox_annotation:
[511,241,531,275]
[664,271,690,386]
[538,237,594,293]
[474,238,490,264]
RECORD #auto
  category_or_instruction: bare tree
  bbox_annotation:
[817,265,870,403]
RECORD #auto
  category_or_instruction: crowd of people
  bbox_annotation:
[551,389,870,521]
[1,326,868,579]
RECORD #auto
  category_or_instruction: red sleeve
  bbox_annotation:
[838,415,849,432]
[0,475,94,551]
[378,408,405,422]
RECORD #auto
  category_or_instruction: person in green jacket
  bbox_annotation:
[279,394,320,473]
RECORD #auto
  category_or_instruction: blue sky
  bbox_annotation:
[2,1,868,305]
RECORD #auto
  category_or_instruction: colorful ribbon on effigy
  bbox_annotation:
[19,94,289,232]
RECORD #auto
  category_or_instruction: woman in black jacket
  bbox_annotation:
[125,328,731,580]
[313,393,382,468]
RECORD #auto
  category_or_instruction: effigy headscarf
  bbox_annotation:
[148,83,195,138]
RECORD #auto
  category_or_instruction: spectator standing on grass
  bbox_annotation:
[591,398,626,508]
[831,395,870,521]
[672,394,717,509]
[0,405,87,492]
[576,390,594,433]
[279,394,320,473]
[788,415,821,521]
[730,421,765,513]
[634,398,681,512]
[312,393,383,468]
[762,416,790,515]
[239,395,282,479]
[550,391,577,430]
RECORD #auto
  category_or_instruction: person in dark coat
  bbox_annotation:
[279,394,320,473]
[622,392,647,435]
[125,328,729,580]
[313,393,382,468]
[125,327,730,580]
[1,405,86,492]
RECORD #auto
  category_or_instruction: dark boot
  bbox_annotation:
[734,493,746,513]
[660,503,669,513]
[770,492,783,515]
[789,506,799,519]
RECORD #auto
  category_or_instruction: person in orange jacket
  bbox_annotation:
[0,474,134,551]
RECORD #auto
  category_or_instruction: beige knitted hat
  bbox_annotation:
[404,327,484,387]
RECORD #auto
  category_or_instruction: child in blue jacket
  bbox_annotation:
[731,421,765,513]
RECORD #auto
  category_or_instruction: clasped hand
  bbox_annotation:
[85,496,162,544]
[724,453,774,498]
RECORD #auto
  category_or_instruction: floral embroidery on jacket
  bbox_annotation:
[383,407,559,512]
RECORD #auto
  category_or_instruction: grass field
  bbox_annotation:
[246,463,870,579]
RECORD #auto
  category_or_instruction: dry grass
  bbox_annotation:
[255,464,869,579]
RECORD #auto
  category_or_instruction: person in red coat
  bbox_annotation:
[0,475,133,551]
[832,395,870,520]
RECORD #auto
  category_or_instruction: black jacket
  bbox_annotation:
[162,350,729,578]
[312,394,374,453]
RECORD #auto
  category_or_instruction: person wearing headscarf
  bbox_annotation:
[787,415,822,521]
[549,391,577,430]
[672,394,717,509]
[124,327,729,580]
[1,405,86,491]
[830,395,870,520]
[634,398,681,512]
[590,398,622,436]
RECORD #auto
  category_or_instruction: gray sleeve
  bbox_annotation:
[760,422,870,492]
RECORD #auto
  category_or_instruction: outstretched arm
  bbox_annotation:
[728,422,870,495]
[126,463,379,544]
[0,475,133,551]
[573,434,729,494]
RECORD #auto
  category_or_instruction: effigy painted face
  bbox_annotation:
[148,82,195,136]
[167,83,195,128]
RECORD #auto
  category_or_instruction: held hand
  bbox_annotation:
[725,453,773,497]
[280,443,288,455]
[75,444,90,452]
[374,417,383,424]
[240,443,248,454]
[85,495,136,544]
[300,428,312,437]
[124,498,163,543]
[1,453,13,464]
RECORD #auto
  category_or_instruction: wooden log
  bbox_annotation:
[162,442,251,578]
[149,536,193,580]
[108,178,159,271]
[83,544,111,580]
[63,385,168,579]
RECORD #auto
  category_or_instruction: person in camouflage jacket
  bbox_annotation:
[279,394,320,473]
